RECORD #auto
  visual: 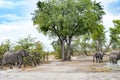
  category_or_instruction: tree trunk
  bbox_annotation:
[46,52,48,61]
[60,39,66,61]
[95,41,99,51]
[66,37,72,61]
[98,39,103,52]
[104,39,113,52]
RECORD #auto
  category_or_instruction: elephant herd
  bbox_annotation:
[0,49,40,69]
[93,50,120,64]
[0,49,120,69]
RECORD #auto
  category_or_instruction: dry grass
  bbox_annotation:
[90,64,112,72]
[24,68,47,72]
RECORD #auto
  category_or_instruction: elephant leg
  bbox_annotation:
[96,58,98,63]
[32,60,36,67]
[34,60,38,66]
[101,58,103,63]
[115,60,117,64]
[99,57,101,63]
[34,63,36,67]
[93,56,95,62]
[23,61,26,67]
[16,62,19,67]
[99,59,101,63]
[36,60,39,66]
[98,58,100,63]
[37,60,40,65]
[112,59,115,64]
[0,59,5,69]
[0,63,4,69]
[97,58,99,63]
[9,63,13,69]
[18,57,23,68]
[112,59,116,64]
[18,62,22,68]
[111,58,114,64]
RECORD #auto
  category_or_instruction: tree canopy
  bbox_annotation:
[32,0,105,60]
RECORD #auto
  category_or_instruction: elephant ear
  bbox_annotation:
[18,49,26,57]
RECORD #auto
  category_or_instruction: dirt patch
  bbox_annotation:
[19,55,116,73]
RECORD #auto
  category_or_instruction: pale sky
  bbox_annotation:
[0,0,120,51]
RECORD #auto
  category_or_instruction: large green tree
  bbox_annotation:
[32,0,105,60]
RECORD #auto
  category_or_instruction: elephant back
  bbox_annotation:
[3,51,18,64]
[110,51,120,59]
[111,51,120,55]
[4,51,17,56]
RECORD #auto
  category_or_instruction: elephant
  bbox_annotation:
[32,52,40,66]
[23,52,40,67]
[0,49,29,69]
[93,51,104,63]
[109,54,117,64]
[109,51,120,64]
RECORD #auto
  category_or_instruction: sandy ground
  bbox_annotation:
[0,55,120,80]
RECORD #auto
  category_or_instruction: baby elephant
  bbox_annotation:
[93,52,104,63]
[109,54,117,64]
[109,51,120,64]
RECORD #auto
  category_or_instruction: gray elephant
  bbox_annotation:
[109,51,120,64]
[109,54,117,64]
[0,49,29,69]
[32,52,40,66]
[93,51,104,63]
[25,52,40,67]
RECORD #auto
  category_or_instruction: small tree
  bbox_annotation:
[107,20,120,50]
[16,35,36,50]
[0,39,12,58]
[91,24,106,52]
[51,40,61,59]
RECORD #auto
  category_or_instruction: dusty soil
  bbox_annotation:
[0,55,120,80]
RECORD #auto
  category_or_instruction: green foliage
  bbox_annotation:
[51,40,61,59]
[35,41,43,52]
[32,0,105,37]
[91,24,106,51]
[16,35,36,50]
[72,37,81,52]
[13,45,23,51]
[91,24,105,40]
[72,34,92,55]
[0,39,12,58]
[109,20,120,49]
[31,41,43,59]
